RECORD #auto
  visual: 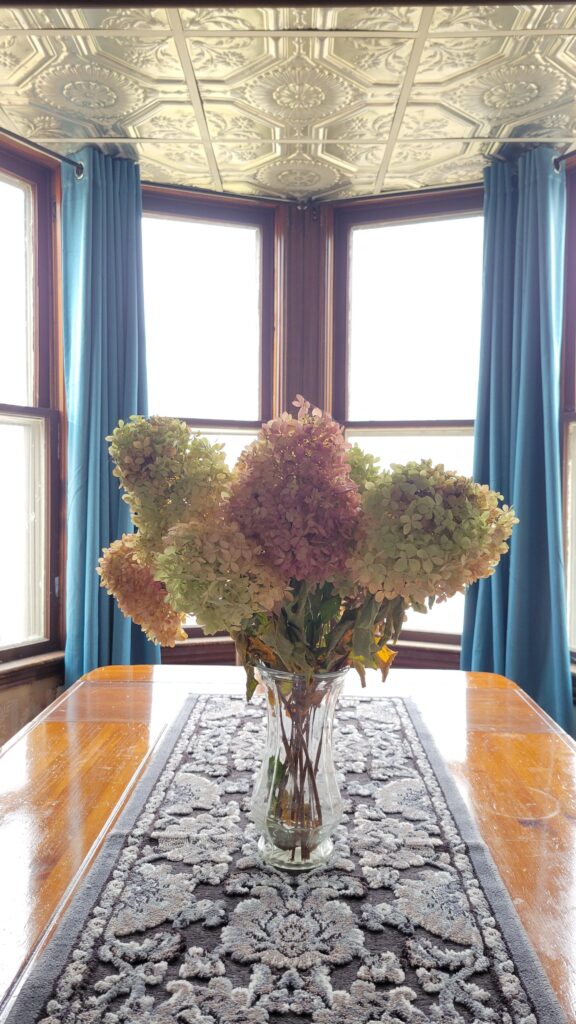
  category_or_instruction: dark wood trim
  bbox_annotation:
[161,634,461,671]
[563,165,576,656]
[178,418,263,431]
[0,140,62,661]
[392,641,461,671]
[0,653,64,690]
[562,164,576,415]
[332,187,484,423]
[161,637,237,666]
[277,202,332,412]
[345,420,475,431]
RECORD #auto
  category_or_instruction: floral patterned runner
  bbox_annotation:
[4,694,565,1024]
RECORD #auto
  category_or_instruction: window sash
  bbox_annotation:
[0,141,60,664]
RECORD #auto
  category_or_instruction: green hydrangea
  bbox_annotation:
[108,416,230,549]
[347,444,381,492]
[349,460,517,609]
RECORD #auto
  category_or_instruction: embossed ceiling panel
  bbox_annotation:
[0,5,575,199]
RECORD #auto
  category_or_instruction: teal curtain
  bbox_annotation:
[462,147,572,731]
[62,146,159,686]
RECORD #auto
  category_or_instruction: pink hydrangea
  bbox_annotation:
[228,396,361,583]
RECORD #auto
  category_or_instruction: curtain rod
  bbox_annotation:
[554,149,576,169]
[0,126,84,178]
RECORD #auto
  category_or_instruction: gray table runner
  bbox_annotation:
[3,694,566,1024]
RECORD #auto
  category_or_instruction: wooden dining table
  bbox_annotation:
[0,665,575,1022]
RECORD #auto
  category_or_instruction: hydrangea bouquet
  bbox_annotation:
[99,395,516,695]
[99,396,516,867]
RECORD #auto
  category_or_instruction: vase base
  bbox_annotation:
[257,834,333,871]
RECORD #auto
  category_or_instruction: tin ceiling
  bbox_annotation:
[0,5,575,200]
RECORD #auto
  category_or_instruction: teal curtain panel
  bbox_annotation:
[61,146,160,686]
[462,147,572,731]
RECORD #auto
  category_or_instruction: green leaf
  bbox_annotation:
[246,664,258,701]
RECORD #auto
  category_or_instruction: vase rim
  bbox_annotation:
[255,662,349,683]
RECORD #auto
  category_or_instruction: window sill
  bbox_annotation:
[0,651,65,689]
[162,637,461,671]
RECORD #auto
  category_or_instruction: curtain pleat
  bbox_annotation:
[62,147,159,686]
[462,148,572,732]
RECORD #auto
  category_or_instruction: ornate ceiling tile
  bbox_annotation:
[505,106,576,139]
[228,52,366,133]
[213,140,276,168]
[4,106,92,140]
[74,8,170,31]
[0,33,48,86]
[322,106,394,143]
[27,54,188,134]
[388,138,467,174]
[418,55,575,133]
[1,9,71,29]
[178,7,279,32]
[398,103,481,139]
[332,7,422,32]
[137,139,211,176]
[31,60,150,120]
[429,5,573,34]
[137,153,212,187]
[204,104,275,146]
[387,143,490,190]
[321,140,384,169]
[0,8,21,29]
[90,36,183,80]
[186,33,277,81]
[0,5,575,200]
[415,35,515,84]
[252,149,344,199]
[326,35,413,86]
[131,103,201,140]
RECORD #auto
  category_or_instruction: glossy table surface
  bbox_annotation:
[0,666,575,1022]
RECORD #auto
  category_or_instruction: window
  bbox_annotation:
[563,161,576,653]
[333,190,484,641]
[0,145,60,662]
[141,189,276,466]
[141,189,277,653]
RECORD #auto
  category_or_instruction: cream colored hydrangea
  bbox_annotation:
[156,515,287,635]
[348,461,517,609]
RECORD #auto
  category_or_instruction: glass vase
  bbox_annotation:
[251,665,347,871]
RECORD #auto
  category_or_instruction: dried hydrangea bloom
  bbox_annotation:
[156,516,287,635]
[228,397,362,584]
[349,461,518,608]
[97,535,187,646]
[108,416,230,546]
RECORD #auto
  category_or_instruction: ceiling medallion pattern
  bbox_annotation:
[32,62,150,120]
[0,5,574,199]
[239,55,363,130]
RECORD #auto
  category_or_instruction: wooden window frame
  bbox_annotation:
[561,157,576,662]
[0,141,62,665]
[331,186,484,650]
[141,186,282,665]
